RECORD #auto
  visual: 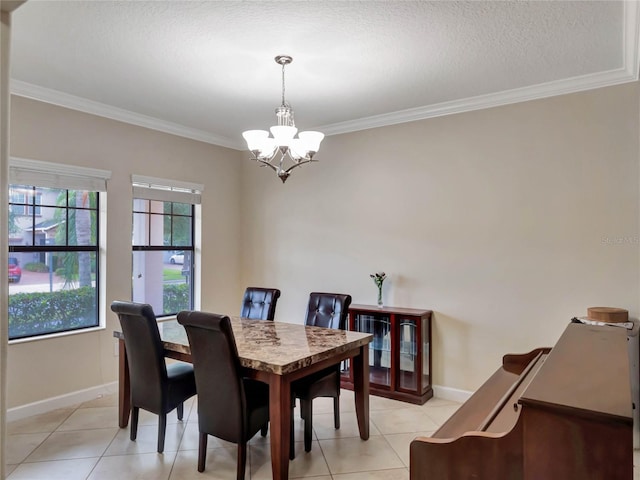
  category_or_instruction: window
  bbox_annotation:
[9,190,42,216]
[8,158,110,341]
[131,175,202,317]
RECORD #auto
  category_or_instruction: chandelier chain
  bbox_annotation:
[281,61,286,107]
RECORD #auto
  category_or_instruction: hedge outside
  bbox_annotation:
[8,283,189,339]
[8,286,97,339]
[162,284,190,314]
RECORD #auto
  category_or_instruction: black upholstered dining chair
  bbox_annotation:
[290,292,352,458]
[240,287,281,320]
[177,310,270,478]
[110,301,196,453]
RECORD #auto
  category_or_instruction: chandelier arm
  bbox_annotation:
[255,158,279,173]
[282,158,316,174]
[281,152,292,172]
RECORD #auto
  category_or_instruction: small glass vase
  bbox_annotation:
[377,286,383,308]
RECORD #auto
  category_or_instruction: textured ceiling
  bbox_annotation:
[9,1,639,150]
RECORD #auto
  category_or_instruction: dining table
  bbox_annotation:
[114,316,373,480]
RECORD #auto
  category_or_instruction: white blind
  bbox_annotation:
[131,174,203,205]
[9,157,111,192]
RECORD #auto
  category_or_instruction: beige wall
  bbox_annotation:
[240,83,640,392]
[8,96,244,408]
[6,82,639,405]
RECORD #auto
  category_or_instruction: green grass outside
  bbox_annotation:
[163,268,183,281]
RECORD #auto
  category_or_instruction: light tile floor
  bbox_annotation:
[5,391,640,479]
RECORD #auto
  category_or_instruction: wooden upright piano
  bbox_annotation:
[410,322,634,479]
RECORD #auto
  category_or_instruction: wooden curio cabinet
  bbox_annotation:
[341,304,433,405]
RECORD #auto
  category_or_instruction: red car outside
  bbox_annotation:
[8,257,21,283]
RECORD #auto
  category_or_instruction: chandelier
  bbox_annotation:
[242,55,324,183]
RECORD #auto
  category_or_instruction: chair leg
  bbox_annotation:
[198,432,208,472]
[177,402,184,421]
[237,442,247,480]
[260,422,268,437]
[130,406,139,441]
[291,396,302,419]
[302,399,313,452]
[289,406,296,460]
[333,395,340,429]
[157,413,167,453]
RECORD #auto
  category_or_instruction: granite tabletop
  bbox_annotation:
[152,317,372,375]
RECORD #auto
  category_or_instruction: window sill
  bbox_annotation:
[8,325,106,345]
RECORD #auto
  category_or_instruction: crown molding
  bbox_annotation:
[13,66,637,150]
[318,67,637,136]
[10,80,243,150]
[320,1,640,136]
[10,1,640,148]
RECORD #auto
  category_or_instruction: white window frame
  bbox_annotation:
[8,157,110,343]
[131,175,203,316]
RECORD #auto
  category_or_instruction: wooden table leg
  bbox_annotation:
[269,374,291,480]
[118,339,131,428]
[352,344,370,439]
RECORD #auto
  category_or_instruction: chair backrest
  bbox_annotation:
[177,311,246,443]
[305,292,352,330]
[240,287,281,320]
[110,301,167,411]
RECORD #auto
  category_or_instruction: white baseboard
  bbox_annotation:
[432,384,473,403]
[6,381,471,423]
[7,382,118,422]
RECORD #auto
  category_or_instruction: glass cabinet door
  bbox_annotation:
[355,313,391,388]
[422,316,430,394]
[397,317,418,392]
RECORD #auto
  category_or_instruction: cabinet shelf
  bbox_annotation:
[341,304,433,405]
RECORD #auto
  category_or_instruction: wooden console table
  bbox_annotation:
[341,304,433,404]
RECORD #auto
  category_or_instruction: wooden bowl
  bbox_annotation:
[587,307,629,323]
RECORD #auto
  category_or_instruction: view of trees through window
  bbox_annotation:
[132,198,194,316]
[8,185,100,340]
